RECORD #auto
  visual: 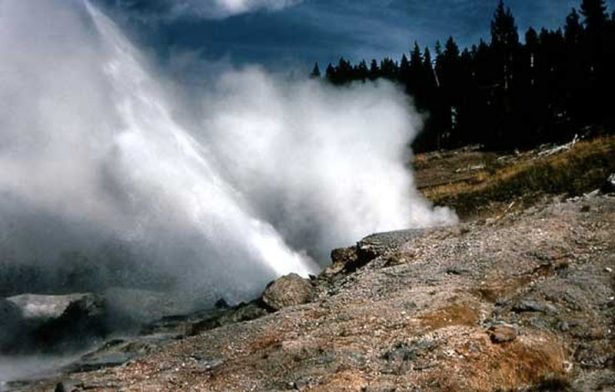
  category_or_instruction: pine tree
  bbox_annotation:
[580,0,608,32]
[421,46,441,146]
[434,41,443,59]
[423,47,434,76]
[410,42,423,68]
[379,57,398,80]
[490,0,520,97]
[525,27,539,47]
[399,54,410,84]
[325,64,336,83]
[444,37,460,61]
[407,42,423,93]
[368,59,380,80]
[422,47,437,96]
[336,57,353,84]
[310,62,321,79]
[580,0,611,126]
[355,60,369,81]
[563,9,589,130]
[491,0,519,48]
[436,36,460,89]
[524,27,539,86]
[318,0,614,151]
[565,8,583,45]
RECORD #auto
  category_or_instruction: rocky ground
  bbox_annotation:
[4,140,615,392]
[8,188,613,391]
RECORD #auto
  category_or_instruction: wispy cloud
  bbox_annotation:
[96,0,615,69]
[168,0,303,19]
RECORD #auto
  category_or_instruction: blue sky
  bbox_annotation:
[98,0,615,71]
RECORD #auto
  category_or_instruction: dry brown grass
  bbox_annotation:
[248,332,282,352]
[418,136,615,217]
[419,301,481,331]
[474,262,563,303]
[313,370,369,391]
[417,330,568,392]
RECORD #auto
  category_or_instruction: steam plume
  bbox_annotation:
[0,0,456,306]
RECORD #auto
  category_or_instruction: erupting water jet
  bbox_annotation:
[0,0,455,314]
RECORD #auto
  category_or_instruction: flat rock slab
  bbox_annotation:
[330,229,428,273]
[358,229,426,257]
[7,294,95,321]
[70,352,133,373]
[2,293,107,354]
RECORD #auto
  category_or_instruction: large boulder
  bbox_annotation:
[261,273,314,311]
[331,229,426,273]
[3,293,108,353]
[323,247,359,275]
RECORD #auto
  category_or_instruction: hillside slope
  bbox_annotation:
[11,141,615,392]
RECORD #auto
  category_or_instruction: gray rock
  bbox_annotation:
[446,267,471,275]
[352,229,425,271]
[193,357,224,371]
[489,325,517,343]
[72,352,132,372]
[291,376,315,391]
[359,229,425,257]
[331,247,358,267]
[324,229,427,275]
[187,301,268,336]
[7,293,93,322]
[324,247,358,275]
[512,300,546,313]
[383,339,435,362]
[227,302,268,322]
[63,334,175,375]
[261,273,314,311]
[3,293,107,353]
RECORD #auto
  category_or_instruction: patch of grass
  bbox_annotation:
[424,136,615,217]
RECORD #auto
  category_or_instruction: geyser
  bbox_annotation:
[0,0,456,308]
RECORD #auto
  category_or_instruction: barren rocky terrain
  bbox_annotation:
[9,192,613,391]
[5,141,615,392]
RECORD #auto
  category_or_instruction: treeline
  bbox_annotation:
[312,0,615,152]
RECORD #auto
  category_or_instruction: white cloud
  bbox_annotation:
[170,0,302,19]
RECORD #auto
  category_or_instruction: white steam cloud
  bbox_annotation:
[168,0,302,19]
[0,0,456,307]
[200,69,456,260]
